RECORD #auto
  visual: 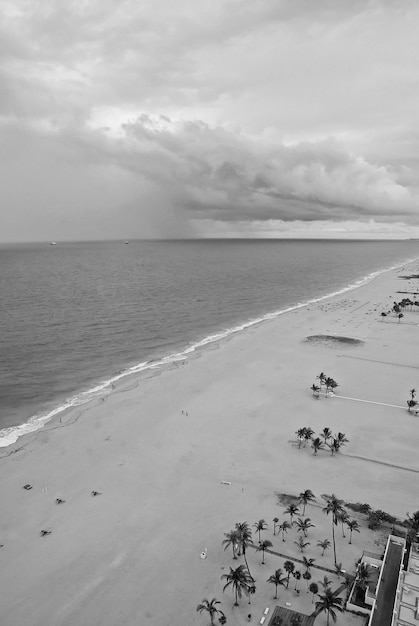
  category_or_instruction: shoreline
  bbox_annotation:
[1,254,417,450]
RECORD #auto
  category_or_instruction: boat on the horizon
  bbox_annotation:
[124,241,129,244]
[50,242,57,245]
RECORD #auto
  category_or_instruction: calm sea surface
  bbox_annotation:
[1,239,418,445]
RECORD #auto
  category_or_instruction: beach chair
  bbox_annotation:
[259,617,266,625]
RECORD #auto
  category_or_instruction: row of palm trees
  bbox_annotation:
[197,569,344,625]
[321,494,360,566]
[207,494,358,625]
[281,493,360,565]
[380,298,419,322]
[295,426,349,455]
[224,493,360,570]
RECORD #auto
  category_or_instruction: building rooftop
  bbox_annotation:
[370,539,404,626]
[268,606,315,626]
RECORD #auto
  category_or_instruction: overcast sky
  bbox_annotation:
[1,0,418,241]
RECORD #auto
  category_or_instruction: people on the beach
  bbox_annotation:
[55,498,65,504]
[23,484,32,490]
[91,490,102,497]
[40,530,51,537]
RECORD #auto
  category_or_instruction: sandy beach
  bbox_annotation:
[1,262,419,626]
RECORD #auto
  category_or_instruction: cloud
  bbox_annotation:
[1,0,419,240]
[106,114,417,223]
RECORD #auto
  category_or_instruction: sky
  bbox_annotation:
[1,0,419,241]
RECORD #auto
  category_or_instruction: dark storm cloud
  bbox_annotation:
[0,0,418,240]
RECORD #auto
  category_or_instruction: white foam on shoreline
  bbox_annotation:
[1,256,417,448]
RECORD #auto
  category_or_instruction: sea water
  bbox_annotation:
[1,239,418,446]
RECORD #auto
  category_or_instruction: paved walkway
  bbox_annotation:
[249,544,340,575]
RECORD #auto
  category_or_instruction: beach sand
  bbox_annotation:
[1,263,419,626]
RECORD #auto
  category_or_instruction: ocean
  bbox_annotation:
[1,239,418,447]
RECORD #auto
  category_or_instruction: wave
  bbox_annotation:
[1,255,417,448]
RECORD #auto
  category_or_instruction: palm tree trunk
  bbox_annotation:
[332,519,337,564]
[243,549,252,579]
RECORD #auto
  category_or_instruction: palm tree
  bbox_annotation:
[317,538,331,556]
[337,510,349,537]
[315,588,344,626]
[221,565,253,606]
[334,562,344,578]
[235,522,254,577]
[303,427,315,446]
[295,517,315,537]
[293,570,302,591]
[299,489,316,515]
[317,372,327,388]
[267,568,287,599]
[278,520,291,542]
[318,575,333,590]
[222,529,240,559]
[311,437,324,455]
[294,536,310,553]
[253,519,268,542]
[302,556,316,574]
[407,389,417,412]
[328,439,340,455]
[398,312,404,323]
[303,571,312,591]
[196,598,225,625]
[284,504,300,525]
[311,384,320,398]
[245,582,256,605]
[309,582,319,603]
[273,517,279,536]
[284,560,295,588]
[346,519,360,544]
[407,398,418,412]
[256,539,273,564]
[296,428,306,448]
[322,494,345,564]
[324,377,338,396]
[321,427,332,443]
[355,562,371,593]
[334,432,349,449]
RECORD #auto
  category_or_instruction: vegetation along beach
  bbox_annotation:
[1,255,419,626]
